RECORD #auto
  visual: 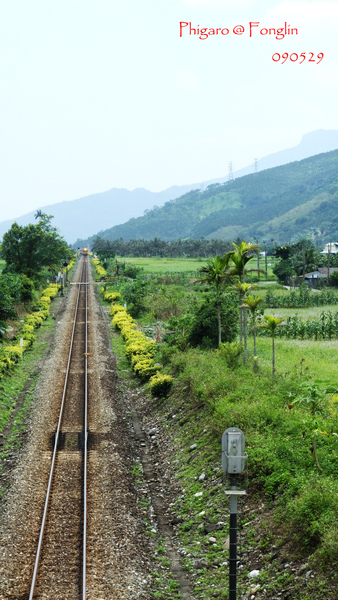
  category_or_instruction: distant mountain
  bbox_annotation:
[210,129,338,183]
[76,149,338,247]
[1,129,338,244]
[0,184,198,244]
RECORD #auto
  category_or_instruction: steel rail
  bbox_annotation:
[28,259,87,600]
[82,257,88,600]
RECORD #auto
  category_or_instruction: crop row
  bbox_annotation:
[264,288,338,308]
[258,311,338,340]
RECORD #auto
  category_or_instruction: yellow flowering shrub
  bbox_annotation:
[42,284,59,298]
[132,359,160,380]
[104,291,121,303]
[125,340,156,360]
[149,374,174,398]
[110,304,126,316]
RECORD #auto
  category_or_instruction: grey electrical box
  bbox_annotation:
[222,427,247,474]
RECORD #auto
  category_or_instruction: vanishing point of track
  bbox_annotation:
[29,257,89,599]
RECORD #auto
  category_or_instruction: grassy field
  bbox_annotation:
[264,304,338,319]
[117,255,277,279]
[247,335,338,386]
[116,256,205,273]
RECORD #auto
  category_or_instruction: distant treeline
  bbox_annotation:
[90,236,234,258]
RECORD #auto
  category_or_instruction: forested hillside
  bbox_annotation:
[77,149,338,247]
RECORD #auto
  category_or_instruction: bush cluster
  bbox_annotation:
[0,284,58,378]
[100,288,121,303]
[93,258,107,279]
[111,303,173,394]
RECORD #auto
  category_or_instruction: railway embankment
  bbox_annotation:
[0,259,165,599]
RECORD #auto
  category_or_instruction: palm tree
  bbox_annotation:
[259,315,284,378]
[196,255,229,346]
[242,295,264,356]
[225,241,265,283]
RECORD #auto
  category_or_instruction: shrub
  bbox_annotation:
[110,303,126,316]
[133,358,161,380]
[42,284,58,299]
[95,264,107,279]
[3,345,23,362]
[187,293,239,348]
[125,340,156,360]
[286,481,338,550]
[149,373,174,397]
[218,341,243,369]
[104,291,121,303]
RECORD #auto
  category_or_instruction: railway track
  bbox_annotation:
[28,257,89,599]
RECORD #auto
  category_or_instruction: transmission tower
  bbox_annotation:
[254,157,258,173]
[228,161,234,183]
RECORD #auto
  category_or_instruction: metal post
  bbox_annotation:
[229,477,238,600]
[222,428,247,600]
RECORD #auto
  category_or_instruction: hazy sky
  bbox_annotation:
[1,0,337,221]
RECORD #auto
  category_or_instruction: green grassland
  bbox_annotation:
[117,256,277,279]
[117,256,206,273]
[248,335,338,386]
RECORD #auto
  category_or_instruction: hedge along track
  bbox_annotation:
[28,256,89,600]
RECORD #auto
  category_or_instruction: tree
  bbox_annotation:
[0,280,17,321]
[0,213,72,279]
[196,255,230,346]
[91,236,116,263]
[187,293,239,349]
[242,295,264,357]
[259,315,284,378]
[273,240,325,284]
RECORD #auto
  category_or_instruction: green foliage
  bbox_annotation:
[121,262,144,278]
[286,482,338,550]
[0,213,72,279]
[121,278,149,318]
[273,258,295,284]
[0,279,17,321]
[187,293,239,348]
[292,381,330,415]
[0,272,36,320]
[218,341,243,368]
